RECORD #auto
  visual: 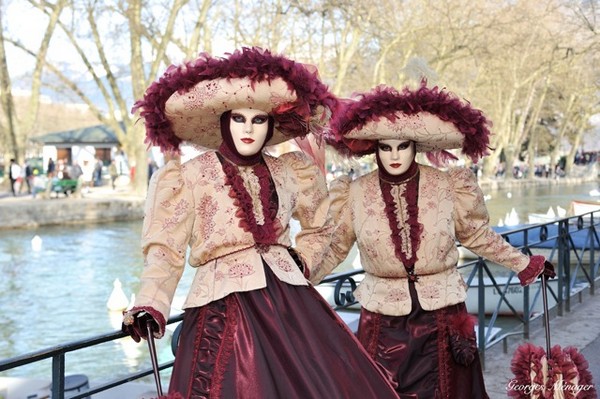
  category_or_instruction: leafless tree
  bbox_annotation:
[1,0,66,167]
[2,0,599,185]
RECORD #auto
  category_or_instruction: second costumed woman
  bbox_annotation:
[311,83,555,398]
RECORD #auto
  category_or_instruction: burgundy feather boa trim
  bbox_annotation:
[220,156,281,247]
[447,311,478,366]
[327,82,491,164]
[132,46,338,153]
[379,171,423,277]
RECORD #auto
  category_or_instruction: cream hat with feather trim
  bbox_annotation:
[327,82,491,165]
[164,76,296,149]
[132,47,337,152]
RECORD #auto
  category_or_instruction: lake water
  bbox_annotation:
[0,180,598,384]
[483,180,599,225]
[0,221,192,385]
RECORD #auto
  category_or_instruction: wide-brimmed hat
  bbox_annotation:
[327,83,491,164]
[132,47,338,152]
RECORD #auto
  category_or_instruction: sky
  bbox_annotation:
[4,2,68,77]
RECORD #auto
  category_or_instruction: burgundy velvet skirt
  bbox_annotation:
[357,281,489,399]
[168,265,399,399]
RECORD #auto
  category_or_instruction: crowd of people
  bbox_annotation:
[4,154,144,198]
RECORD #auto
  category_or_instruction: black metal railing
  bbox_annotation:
[0,313,183,399]
[459,209,599,367]
[1,208,599,395]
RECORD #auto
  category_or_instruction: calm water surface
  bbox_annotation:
[0,221,194,383]
[0,180,598,382]
[484,180,599,224]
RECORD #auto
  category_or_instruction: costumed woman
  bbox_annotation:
[122,47,399,399]
[310,83,555,398]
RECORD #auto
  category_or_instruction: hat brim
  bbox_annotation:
[344,112,465,153]
[165,76,297,149]
[328,84,491,163]
[133,47,337,153]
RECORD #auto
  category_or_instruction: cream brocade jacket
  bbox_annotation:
[311,165,531,317]
[133,151,332,323]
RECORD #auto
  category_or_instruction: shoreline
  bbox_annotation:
[0,173,598,231]
[478,174,598,191]
[0,186,145,230]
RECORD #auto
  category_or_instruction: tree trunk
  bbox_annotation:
[0,9,18,162]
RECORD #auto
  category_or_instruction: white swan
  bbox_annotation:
[31,235,43,252]
[106,278,130,312]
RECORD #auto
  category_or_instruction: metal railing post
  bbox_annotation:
[590,216,597,295]
[52,353,66,399]
[477,258,486,369]
[559,220,569,314]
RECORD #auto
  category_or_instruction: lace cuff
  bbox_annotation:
[517,255,545,286]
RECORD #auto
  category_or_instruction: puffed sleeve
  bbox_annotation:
[132,160,195,333]
[450,167,531,274]
[282,151,333,276]
[310,176,357,284]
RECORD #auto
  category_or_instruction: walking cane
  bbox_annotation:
[146,319,164,397]
[541,275,552,359]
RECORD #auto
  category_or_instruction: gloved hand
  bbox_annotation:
[122,308,163,343]
[518,257,557,286]
[539,260,556,280]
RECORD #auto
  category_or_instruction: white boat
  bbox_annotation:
[464,276,558,316]
[503,207,520,226]
[568,199,600,216]
[528,206,558,224]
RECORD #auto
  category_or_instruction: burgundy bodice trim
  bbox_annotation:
[379,167,423,280]
[218,154,281,249]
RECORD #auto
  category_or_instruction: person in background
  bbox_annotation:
[93,158,103,186]
[9,159,21,196]
[122,47,399,399]
[312,83,555,398]
[46,157,55,178]
[70,161,83,181]
[147,159,158,184]
[108,160,118,190]
[56,159,68,179]
[24,161,34,194]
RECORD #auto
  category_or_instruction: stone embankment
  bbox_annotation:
[0,187,145,230]
[478,175,595,191]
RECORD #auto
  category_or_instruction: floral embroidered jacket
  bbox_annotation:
[311,165,531,316]
[132,150,332,323]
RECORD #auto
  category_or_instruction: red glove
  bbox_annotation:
[517,256,556,286]
[122,307,165,342]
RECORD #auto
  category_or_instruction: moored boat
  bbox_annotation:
[464,276,559,316]
[569,199,600,216]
